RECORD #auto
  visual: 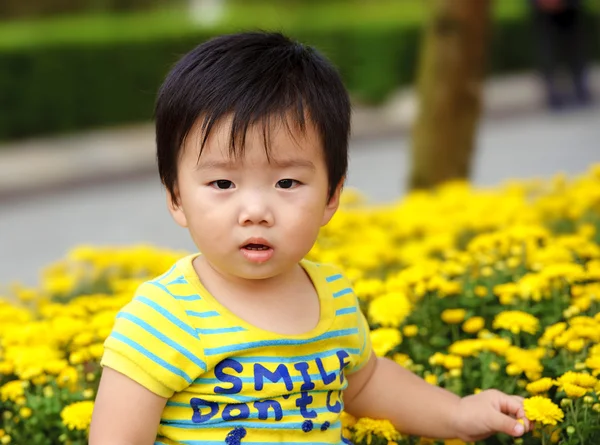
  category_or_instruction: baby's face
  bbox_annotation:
[169,115,341,281]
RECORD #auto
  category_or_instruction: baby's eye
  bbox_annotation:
[276,179,299,189]
[210,180,234,190]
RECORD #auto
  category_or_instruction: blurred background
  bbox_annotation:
[1,0,599,286]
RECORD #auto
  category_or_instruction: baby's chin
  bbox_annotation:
[225,259,303,282]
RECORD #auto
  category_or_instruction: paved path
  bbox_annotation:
[1,105,599,288]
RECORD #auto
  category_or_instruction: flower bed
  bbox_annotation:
[2,166,600,444]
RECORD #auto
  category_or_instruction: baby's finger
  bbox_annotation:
[509,396,531,432]
[490,410,526,437]
[498,394,525,417]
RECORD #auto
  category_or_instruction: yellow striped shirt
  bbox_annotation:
[101,254,371,445]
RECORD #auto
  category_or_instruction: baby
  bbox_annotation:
[89,31,530,445]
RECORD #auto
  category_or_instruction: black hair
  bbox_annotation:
[155,31,351,203]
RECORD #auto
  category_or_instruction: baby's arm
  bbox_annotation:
[344,353,528,441]
[89,367,168,445]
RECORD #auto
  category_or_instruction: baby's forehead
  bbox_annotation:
[185,114,323,165]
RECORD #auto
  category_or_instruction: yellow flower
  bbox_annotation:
[523,396,564,425]
[44,359,68,375]
[61,401,94,431]
[493,310,540,335]
[402,324,419,337]
[353,417,401,444]
[474,285,488,297]
[441,309,467,325]
[0,362,13,375]
[370,328,402,357]
[353,278,385,301]
[19,407,32,419]
[567,338,586,353]
[563,383,587,399]
[443,355,464,370]
[43,386,54,398]
[574,373,598,388]
[57,366,79,392]
[340,411,357,429]
[539,322,567,346]
[0,380,25,403]
[526,377,555,395]
[368,292,411,328]
[586,356,600,371]
[429,352,446,366]
[556,371,598,390]
[462,316,485,334]
[392,353,412,368]
[424,374,438,385]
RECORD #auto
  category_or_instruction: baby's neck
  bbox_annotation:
[192,255,300,297]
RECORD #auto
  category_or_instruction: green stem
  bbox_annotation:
[569,401,586,444]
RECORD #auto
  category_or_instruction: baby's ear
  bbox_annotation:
[321,179,344,226]
[167,187,188,228]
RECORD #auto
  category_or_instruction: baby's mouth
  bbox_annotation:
[243,243,270,251]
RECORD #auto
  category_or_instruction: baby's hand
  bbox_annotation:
[453,389,531,441]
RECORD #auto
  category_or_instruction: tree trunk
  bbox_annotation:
[409,0,491,190]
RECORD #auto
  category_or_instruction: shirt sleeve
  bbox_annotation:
[321,263,373,375]
[101,282,206,398]
[346,306,373,375]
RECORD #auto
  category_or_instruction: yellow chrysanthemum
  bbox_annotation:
[443,355,464,370]
[402,324,419,337]
[370,328,402,357]
[462,316,485,334]
[441,309,467,325]
[353,417,401,444]
[493,310,540,335]
[340,411,357,429]
[526,377,555,395]
[556,371,598,390]
[60,401,94,431]
[0,380,26,403]
[539,322,567,346]
[368,292,411,328]
[563,382,587,399]
[523,396,564,425]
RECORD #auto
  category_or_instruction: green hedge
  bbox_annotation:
[0,11,598,141]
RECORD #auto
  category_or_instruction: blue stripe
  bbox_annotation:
[335,307,357,316]
[149,280,201,301]
[110,332,192,384]
[176,393,260,403]
[180,441,344,445]
[136,296,198,339]
[203,328,358,356]
[117,313,206,370]
[167,275,188,286]
[167,388,346,405]
[195,326,246,335]
[333,288,353,298]
[165,419,340,431]
[232,347,360,364]
[175,295,202,301]
[164,405,333,421]
[186,310,220,318]
[326,274,342,282]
